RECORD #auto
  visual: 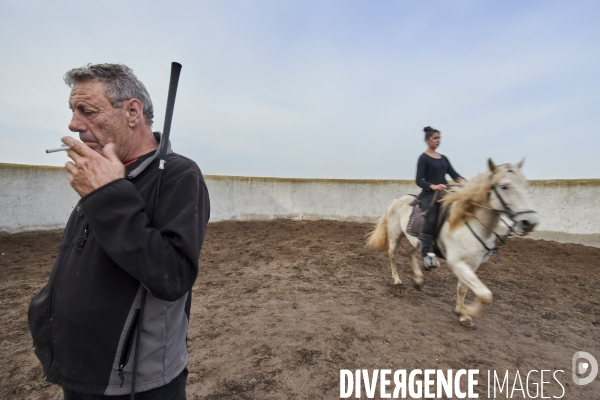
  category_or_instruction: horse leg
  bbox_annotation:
[405,243,423,289]
[455,281,471,326]
[449,261,493,325]
[388,237,402,285]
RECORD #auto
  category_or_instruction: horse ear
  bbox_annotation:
[517,157,525,169]
[488,158,496,173]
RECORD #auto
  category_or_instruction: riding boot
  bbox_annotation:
[421,234,440,271]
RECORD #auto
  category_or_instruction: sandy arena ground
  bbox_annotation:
[1,220,599,399]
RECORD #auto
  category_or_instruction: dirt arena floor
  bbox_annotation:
[1,220,599,399]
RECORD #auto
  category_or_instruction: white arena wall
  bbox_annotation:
[1,163,599,247]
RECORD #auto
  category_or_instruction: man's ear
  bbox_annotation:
[125,99,144,127]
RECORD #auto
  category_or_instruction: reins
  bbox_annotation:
[446,180,536,260]
[463,210,515,261]
[465,221,499,260]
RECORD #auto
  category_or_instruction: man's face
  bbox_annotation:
[68,80,130,159]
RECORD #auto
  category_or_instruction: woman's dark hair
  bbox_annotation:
[423,126,440,140]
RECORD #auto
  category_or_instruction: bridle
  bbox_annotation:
[485,184,537,219]
[463,180,537,259]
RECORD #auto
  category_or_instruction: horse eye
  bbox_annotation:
[500,184,509,190]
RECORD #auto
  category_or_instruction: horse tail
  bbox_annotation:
[366,212,389,252]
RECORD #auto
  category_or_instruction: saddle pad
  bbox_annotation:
[407,203,425,238]
[407,200,449,238]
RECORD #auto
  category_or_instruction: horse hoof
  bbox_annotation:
[393,279,402,285]
[413,281,422,291]
[459,317,475,329]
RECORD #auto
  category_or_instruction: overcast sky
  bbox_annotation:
[1,1,599,179]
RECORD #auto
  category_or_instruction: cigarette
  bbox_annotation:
[45,147,71,153]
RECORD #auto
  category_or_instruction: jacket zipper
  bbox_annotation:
[44,205,85,380]
[117,308,140,387]
[76,224,90,255]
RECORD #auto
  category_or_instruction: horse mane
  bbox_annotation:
[442,170,502,231]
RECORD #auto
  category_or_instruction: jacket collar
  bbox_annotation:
[126,131,173,178]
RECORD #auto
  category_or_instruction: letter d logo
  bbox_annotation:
[572,351,598,385]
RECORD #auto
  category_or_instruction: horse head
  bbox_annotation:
[488,158,539,234]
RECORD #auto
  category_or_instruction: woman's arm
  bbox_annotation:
[416,154,433,190]
[444,155,465,184]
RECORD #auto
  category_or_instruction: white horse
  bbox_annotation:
[366,159,539,326]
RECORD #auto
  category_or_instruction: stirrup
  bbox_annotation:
[423,253,440,271]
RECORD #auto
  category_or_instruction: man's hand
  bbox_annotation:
[457,177,466,187]
[63,136,125,197]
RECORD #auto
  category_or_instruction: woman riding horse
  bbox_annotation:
[416,126,465,270]
[367,153,539,325]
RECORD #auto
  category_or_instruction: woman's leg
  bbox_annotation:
[420,193,440,270]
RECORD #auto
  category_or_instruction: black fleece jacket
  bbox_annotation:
[28,150,210,395]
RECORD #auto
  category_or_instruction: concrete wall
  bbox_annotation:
[0,163,80,233]
[527,180,600,247]
[1,163,599,246]
[207,175,417,223]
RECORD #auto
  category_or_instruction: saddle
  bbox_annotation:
[407,193,449,259]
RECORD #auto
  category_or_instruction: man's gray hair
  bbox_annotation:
[64,63,154,126]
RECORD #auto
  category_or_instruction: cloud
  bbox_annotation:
[1,1,598,178]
